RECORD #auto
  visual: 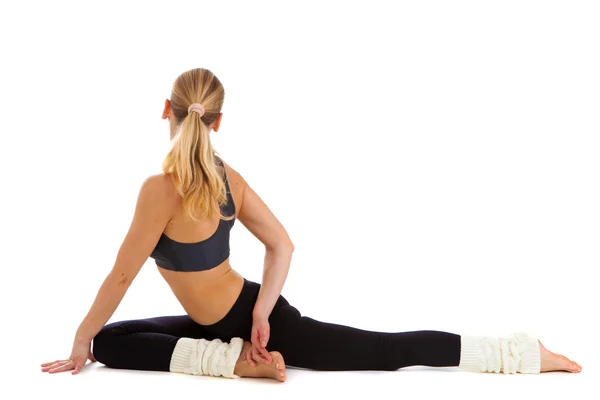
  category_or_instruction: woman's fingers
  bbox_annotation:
[42,341,94,374]
[256,331,272,363]
[250,336,264,360]
[251,345,265,364]
[41,360,70,372]
[249,331,262,366]
[252,344,270,364]
[257,346,272,363]
[259,328,270,348]
[245,347,256,367]
[41,360,63,367]
[248,324,271,365]
[252,351,263,365]
[72,360,85,375]
[253,321,272,363]
[244,340,257,366]
[49,361,75,373]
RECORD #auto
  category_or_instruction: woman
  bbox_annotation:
[41,68,582,382]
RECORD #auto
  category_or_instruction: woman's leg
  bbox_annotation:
[265,301,461,371]
[264,298,580,373]
[262,294,571,374]
[92,315,286,380]
[93,315,219,371]
[221,280,461,372]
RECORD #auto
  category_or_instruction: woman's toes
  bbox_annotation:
[557,355,580,373]
[273,352,286,381]
[570,363,579,373]
[571,361,582,372]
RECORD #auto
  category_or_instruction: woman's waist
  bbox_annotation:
[161,266,247,325]
[189,276,261,337]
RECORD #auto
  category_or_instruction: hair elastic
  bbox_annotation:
[188,103,205,117]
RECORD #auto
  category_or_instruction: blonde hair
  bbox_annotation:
[162,68,234,223]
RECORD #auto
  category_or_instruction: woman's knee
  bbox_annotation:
[269,304,301,326]
[267,305,302,351]
[91,321,131,366]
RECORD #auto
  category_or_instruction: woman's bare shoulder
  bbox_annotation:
[145,172,177,191]
[142,173,180,205]
[219,158,294,249]
[220,159,247,193]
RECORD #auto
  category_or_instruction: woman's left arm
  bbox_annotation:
[232,165,294,365]
[253,245,294,319]
[238,178,295,313]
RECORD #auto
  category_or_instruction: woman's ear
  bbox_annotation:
[162,99,171,120]
[212,112,223,131]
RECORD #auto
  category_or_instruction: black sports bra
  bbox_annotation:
[150,157,236,272]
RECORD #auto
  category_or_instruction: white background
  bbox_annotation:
[1,0,597,398]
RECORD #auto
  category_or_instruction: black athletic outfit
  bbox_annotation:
[92,156,461,371]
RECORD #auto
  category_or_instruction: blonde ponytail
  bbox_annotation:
[162,68,234,222]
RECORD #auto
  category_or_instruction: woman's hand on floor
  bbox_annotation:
[41,338,97,375]
[243,316,273,366]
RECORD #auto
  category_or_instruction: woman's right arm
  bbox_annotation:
[41,174,177,374]
[73,268,137,344]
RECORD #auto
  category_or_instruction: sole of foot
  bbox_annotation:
[235,348,286,382]
[539,340,582,373]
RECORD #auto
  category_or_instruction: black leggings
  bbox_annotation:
[92,279,461,371]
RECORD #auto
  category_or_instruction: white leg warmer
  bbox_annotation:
[169,337,244,378]
[458,331,541,374]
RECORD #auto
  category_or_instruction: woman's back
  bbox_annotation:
[154,159,246,325]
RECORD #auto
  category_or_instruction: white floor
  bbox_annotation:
[21,357,594,400]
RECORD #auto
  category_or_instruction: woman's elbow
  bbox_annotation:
[108,269,136,288]
[268,240,294,253]
[282,237,294,253]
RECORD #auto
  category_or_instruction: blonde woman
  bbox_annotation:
[41,68,582,382]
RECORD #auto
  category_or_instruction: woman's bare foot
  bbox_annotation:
[233,341,286,382]
[539,340,582,373]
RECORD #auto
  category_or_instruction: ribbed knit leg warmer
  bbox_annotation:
[169,337,244,378]
[458,331,541,374]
